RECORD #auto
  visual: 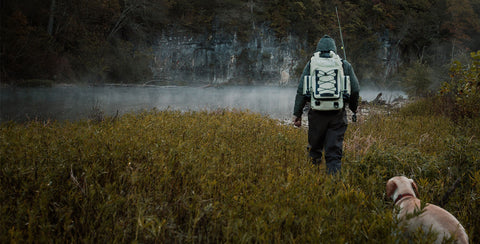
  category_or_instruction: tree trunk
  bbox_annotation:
[47,0,56,35]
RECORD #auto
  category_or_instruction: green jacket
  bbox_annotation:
[293,35,360,117]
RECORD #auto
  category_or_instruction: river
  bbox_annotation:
[0,85,406,123]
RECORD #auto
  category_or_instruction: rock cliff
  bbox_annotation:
[152,25,306,86]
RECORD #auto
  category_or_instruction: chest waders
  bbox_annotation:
[308,109,348,175]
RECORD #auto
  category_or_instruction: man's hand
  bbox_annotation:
[293,116,302,127]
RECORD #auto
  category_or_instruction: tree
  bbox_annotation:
[443,0,480,45]
[47,0,55,35]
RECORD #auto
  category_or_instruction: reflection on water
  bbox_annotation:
[0,85,406,122]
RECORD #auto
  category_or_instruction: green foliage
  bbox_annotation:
[439,50,480,119]
[265,0,309,38]
[1,106,479,242]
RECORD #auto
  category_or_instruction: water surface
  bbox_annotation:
[0,85,405,122]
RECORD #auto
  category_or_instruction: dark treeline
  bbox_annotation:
[1,0,479,90]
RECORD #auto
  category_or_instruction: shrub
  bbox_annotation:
[439,51,480,119]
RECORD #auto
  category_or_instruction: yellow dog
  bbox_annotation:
[386,176,468,244]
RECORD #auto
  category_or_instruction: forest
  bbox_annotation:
[1,0,479,92]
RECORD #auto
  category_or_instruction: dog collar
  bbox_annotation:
[394,193,414,204]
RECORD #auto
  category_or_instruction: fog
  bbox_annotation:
[0,86,406,122]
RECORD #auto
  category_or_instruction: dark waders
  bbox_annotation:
[308,109,348,175]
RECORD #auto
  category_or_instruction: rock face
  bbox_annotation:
[152,25,306,85]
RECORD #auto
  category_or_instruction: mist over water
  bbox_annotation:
[0,86,405,122]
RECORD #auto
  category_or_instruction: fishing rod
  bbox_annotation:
[335,6,347,60]
[336,6,357,122]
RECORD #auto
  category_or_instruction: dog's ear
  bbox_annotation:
[409,179,419,198]
[386,179,397,198]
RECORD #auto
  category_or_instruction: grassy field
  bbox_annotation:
[1,102,479,243]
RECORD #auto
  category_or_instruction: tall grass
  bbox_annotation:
[1,105,479,243]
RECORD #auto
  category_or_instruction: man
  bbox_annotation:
[293,35,360,175]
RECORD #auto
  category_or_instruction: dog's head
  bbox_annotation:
[386,176,419,203]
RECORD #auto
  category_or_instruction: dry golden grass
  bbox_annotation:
[1,105,479,243]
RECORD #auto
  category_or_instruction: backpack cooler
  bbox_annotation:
[303,51,351,111]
